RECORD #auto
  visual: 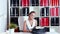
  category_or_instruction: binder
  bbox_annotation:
[30,0,39,6]
[50,8,58,16]
[40,0,48,6]
[40,7,49,16]
[21,0,29,6]
[50,0,59,6]
[55,8,58,16]
[51,17,59,26]
[12,0,16,6]
[11,0,19,6]
[12,8,15,16]
[35,0,39,6]
[20,7,29,16]
[40,8,45,16]
[40,17,49,26]
[46,7,49,16]
[50,8,55,16]
[16,8,19,16]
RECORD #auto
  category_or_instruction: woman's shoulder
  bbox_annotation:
[34,19,37,22]
[24,19,29,23]
[24,19,28,21]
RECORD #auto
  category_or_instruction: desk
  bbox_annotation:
[14,32,32,34]
[0,32,59,34]
[14,32,59,34]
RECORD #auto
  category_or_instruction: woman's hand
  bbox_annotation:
[23,21,32,32]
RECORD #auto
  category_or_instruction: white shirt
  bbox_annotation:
[25,19,36,30]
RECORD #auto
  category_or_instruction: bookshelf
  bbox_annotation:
[9,0,60,32]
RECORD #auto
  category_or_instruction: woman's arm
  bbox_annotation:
[23,21,27,32]
[35,20,37,26]
[23,21,31,32]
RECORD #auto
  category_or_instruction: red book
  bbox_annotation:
[40,0,48,6]
[50,8,55,16]
[50,8,58,16]
[21,0,29,6]
[40,17,49,26]
[50,0,59,6]
[55,8,58,16]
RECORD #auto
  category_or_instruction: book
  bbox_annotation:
[51,17,59,26]
[40,0,48,6]
[50,8,58,16]
[40,17,49,26]
[50,0,59,6]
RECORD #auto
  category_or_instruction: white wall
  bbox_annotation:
[29,6,40,17]
[0,0,7,32]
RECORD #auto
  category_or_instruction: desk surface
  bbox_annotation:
[14,32,59,34]
[0,32,59,34]
[14,32,32,34]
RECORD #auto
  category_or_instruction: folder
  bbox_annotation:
[55,8,58,16]
[21,0,29,6]
[40,7,49,16]
[40,0,48,6]
[51,17,59,26]
[40,8,45,16]
[40,17,49,26]
[50,0,59,6]
[50,8,58,16]
[30,0,39,6]
[20,7,29,16]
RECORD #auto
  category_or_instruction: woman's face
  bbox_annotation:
[29,13,35,20]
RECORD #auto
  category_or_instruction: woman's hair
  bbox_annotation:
[28,11,35,16]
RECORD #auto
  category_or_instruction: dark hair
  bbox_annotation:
[28,11,35,16]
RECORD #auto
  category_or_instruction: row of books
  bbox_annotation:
[35,17,59,26]
[41,7,59,16]
[10,8,19,16]
[10,0,59,6]
[10,7,59,16]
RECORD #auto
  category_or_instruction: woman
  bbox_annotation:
[23,11,37,32]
